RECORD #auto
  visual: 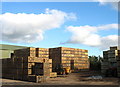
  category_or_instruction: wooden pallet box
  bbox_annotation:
[23,69,32,75]
[22,75,28,81]
[50,72,57,78]
[28,75,46,83]
[23,62,35,69]
[33,63,50,76]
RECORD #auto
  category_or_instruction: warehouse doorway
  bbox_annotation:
[70,60,74,70]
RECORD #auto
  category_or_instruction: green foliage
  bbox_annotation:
[89,55,103,71]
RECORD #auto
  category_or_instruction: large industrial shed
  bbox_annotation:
[0,44,27,59]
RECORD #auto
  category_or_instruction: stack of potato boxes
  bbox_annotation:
[49,47,89,72]
[61,47,89,70]
[117,50,120,77]
[35,48,57,78]
[108,47,119,77]
[13,47,36,80]
[12,47,52,81]
[101,51,109,74]
[35,48,50,77]
[2,47,57,82]
[108,47,118,65]
[49,59,57,78]
[102,46,119,76]
[2,58,14,79]
[49,48,61,71]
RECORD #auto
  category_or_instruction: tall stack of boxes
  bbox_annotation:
[101,46,120,77]
[2,47,56,82]
[2,58,14,79]
[49,47,89,71]
[117,50,120,77]
[101,51,109,74]
[2,46,90,82]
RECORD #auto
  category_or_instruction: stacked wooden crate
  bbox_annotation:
[101,61,109,74]
[13,48,33,80]
[101,51,109,74]
[36,48,49,58]
[61,47,89,70]
[12,48,30,80]
[102,46,120,77]
[28,75,46,83]
[2,58,14,79]
[49,48,61,71]
[35,48,51,78]
[2,59,7,78]
[49,59,52,73]
[50,72,57,78]
[33,62,50,76]
[48,58,57,78]
[49,47,89,72]
[14,47,51,81]
[117,50,120,77]
[2,47,55,82]
[14,57,23,80]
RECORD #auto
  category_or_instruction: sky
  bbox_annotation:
[0,2,118,56]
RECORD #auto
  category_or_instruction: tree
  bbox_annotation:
[89,55,103,71]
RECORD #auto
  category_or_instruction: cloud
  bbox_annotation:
[94,0,119,11]
[63,24,118,50]
[0,8,76,43]
[95,0,119,3]
[101,35,118,50]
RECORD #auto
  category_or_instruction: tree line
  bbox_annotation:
[89,55,103,71]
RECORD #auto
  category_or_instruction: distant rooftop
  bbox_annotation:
[0,44,27,51]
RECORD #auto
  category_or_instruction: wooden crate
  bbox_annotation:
[28,75,36,82]
[17,74,23,80]
[14,74,18,80]
[50,68,52,72]
[5,74,14,79]
[23,69,32,75]
[28,75,46,83]
[50,72,57,78]
[23,62,35,69]
[22,75,28,81]
[33,62,50,76]
[61,48,88,70]
[36,48,49,58]
[17,68,23,75]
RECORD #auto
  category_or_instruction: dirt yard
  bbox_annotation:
[1,71,120,87]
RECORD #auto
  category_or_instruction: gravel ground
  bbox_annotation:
[1,71,120,87]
